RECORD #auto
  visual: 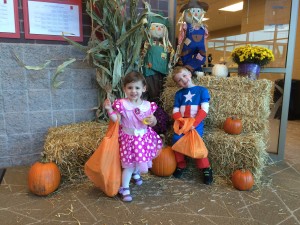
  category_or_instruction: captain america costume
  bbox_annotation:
[172,85,210,169]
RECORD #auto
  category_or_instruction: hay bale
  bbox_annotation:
[43,121,108,181]
[162,76,273,132]
[204,129,268,186]
[161,76,273,185]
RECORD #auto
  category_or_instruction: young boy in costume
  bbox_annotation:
[171,66,213,185]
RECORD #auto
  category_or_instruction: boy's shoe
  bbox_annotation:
[173,167,185,178]
[203,167,213,185]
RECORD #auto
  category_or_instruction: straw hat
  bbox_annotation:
[180,0,209,12]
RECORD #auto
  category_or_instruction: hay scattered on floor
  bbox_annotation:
[43,121,109,181]
[161,76,273,186]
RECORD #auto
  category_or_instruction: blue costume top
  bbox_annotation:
[172,86,210,144]
[181,23,207,72]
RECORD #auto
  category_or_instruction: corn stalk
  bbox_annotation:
[62,0,164,120]
[84,0,155,120]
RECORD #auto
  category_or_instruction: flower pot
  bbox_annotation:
[238,63,260,80]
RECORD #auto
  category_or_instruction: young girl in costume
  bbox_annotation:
[104,71,163,202]
[171,66,213,185]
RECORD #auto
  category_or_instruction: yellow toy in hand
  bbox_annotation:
[143,117,151,125]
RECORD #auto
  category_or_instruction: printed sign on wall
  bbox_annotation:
[0,0,20,38]
[23,0,83,41]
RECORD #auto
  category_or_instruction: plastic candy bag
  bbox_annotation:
[172,118,208,159]
[85,120,121,197]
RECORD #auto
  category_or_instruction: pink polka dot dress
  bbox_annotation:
[112,99,163,172]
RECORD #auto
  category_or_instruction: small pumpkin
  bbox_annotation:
[231,169,254,191]
[212,63,228,77]
[151,145,177,177]
[28,162,61,196]
[223,116,242,135]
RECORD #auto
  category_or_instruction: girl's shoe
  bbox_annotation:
[131,173,143,186]
[118,187,132,202]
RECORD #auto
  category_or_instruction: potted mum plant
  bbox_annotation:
[231,45,275,80]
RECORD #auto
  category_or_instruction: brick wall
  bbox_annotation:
[0,43,99,167]
[0,0,169,168]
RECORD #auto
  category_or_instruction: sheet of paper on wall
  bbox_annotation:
[0,0,16,33]
[28,1,80,37]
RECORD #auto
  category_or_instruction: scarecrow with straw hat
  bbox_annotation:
[176,0,209,75]
[142,14,174,104]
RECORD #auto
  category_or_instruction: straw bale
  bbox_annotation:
[204,128,268,186]
[162,76,273,132]
[43,121,108,181]
[161,75,273,186]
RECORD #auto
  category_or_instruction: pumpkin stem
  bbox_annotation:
[40,152,49,163]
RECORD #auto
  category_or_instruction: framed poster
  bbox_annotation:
[23,0,83,41]
[0,0,20,38]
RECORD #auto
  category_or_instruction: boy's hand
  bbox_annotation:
[176,119,185,129]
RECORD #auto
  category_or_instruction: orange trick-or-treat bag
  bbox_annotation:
[85,120,121,197]
[172,118,208,159]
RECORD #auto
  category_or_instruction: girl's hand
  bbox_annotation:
[143,114,157,127]
[103,98,112,111]
[104,98,119,122]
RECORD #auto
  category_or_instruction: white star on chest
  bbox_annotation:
[184,91,195,102]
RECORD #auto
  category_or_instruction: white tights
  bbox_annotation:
[121,167,140,195]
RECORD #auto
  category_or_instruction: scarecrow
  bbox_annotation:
[176,0,209,75]
[142,15,174,104]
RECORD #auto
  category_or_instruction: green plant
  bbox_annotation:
[63,0,165,120]
[231,45,275,66]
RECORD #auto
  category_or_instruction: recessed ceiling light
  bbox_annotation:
[219,1,243,12]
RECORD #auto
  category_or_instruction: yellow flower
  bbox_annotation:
[231,45,275,66]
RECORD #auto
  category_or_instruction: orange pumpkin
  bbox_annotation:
[151,146,176,177]
[28,162,61,196]
[223,116,242,135]
[231,169,254,191]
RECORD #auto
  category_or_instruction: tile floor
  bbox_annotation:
[0,120,300,225]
